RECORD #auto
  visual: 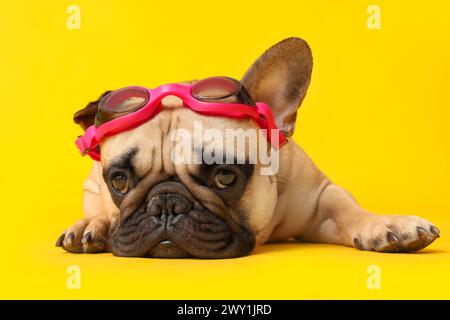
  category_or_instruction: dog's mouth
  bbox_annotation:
[147,240,191,259]
[109,182,255,259]
[110,207,253,259]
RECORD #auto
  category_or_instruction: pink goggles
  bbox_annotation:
[76,76,287,161]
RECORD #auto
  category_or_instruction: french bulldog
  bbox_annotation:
[56,37,440,258]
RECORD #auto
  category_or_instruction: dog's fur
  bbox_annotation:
[57,38,440,258]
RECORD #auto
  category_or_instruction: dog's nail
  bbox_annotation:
[387,231,400,244]
[55,234,65,247]
[82,232,92,244]
[353,237,363,250]
[430,226,440,237]
[417,227,427,238]
[66,233,75,245]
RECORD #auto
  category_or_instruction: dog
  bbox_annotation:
[56,37,440,258]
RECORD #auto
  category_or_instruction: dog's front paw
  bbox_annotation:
[56,218,110,253]
[353,215,440,253]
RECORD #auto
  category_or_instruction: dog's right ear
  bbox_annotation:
[241,37,313,137]
[73,91,111,131]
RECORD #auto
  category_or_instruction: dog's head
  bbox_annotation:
[73,37,312,258]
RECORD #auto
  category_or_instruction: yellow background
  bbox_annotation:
[1,0,449,299]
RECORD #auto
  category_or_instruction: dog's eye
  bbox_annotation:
[111,174,129,194]
[214,170,236,189]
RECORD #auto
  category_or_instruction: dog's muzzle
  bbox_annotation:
[109,181,255,259]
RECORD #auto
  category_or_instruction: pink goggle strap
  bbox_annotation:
[75,126,101,161]
[255,102,287,148]
[75,94,287,160]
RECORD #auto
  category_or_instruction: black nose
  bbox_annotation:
[147,193,192,217]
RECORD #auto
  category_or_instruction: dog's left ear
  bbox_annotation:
[73,91,111,130]
[241,37,313,137]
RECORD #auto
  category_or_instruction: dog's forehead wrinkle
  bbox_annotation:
[105,146,139,172]
[194,145,249,164]
[161,95,183,109]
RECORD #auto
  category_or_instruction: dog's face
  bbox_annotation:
[73,37,313,258]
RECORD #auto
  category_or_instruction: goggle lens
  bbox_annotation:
[97,87,149,125]
[191,77,242,102]
[100,87,149,113]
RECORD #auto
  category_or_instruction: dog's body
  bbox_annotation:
[57,38,439,258]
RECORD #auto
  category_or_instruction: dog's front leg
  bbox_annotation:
[301,184,440,252]
[56,163,113,253]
